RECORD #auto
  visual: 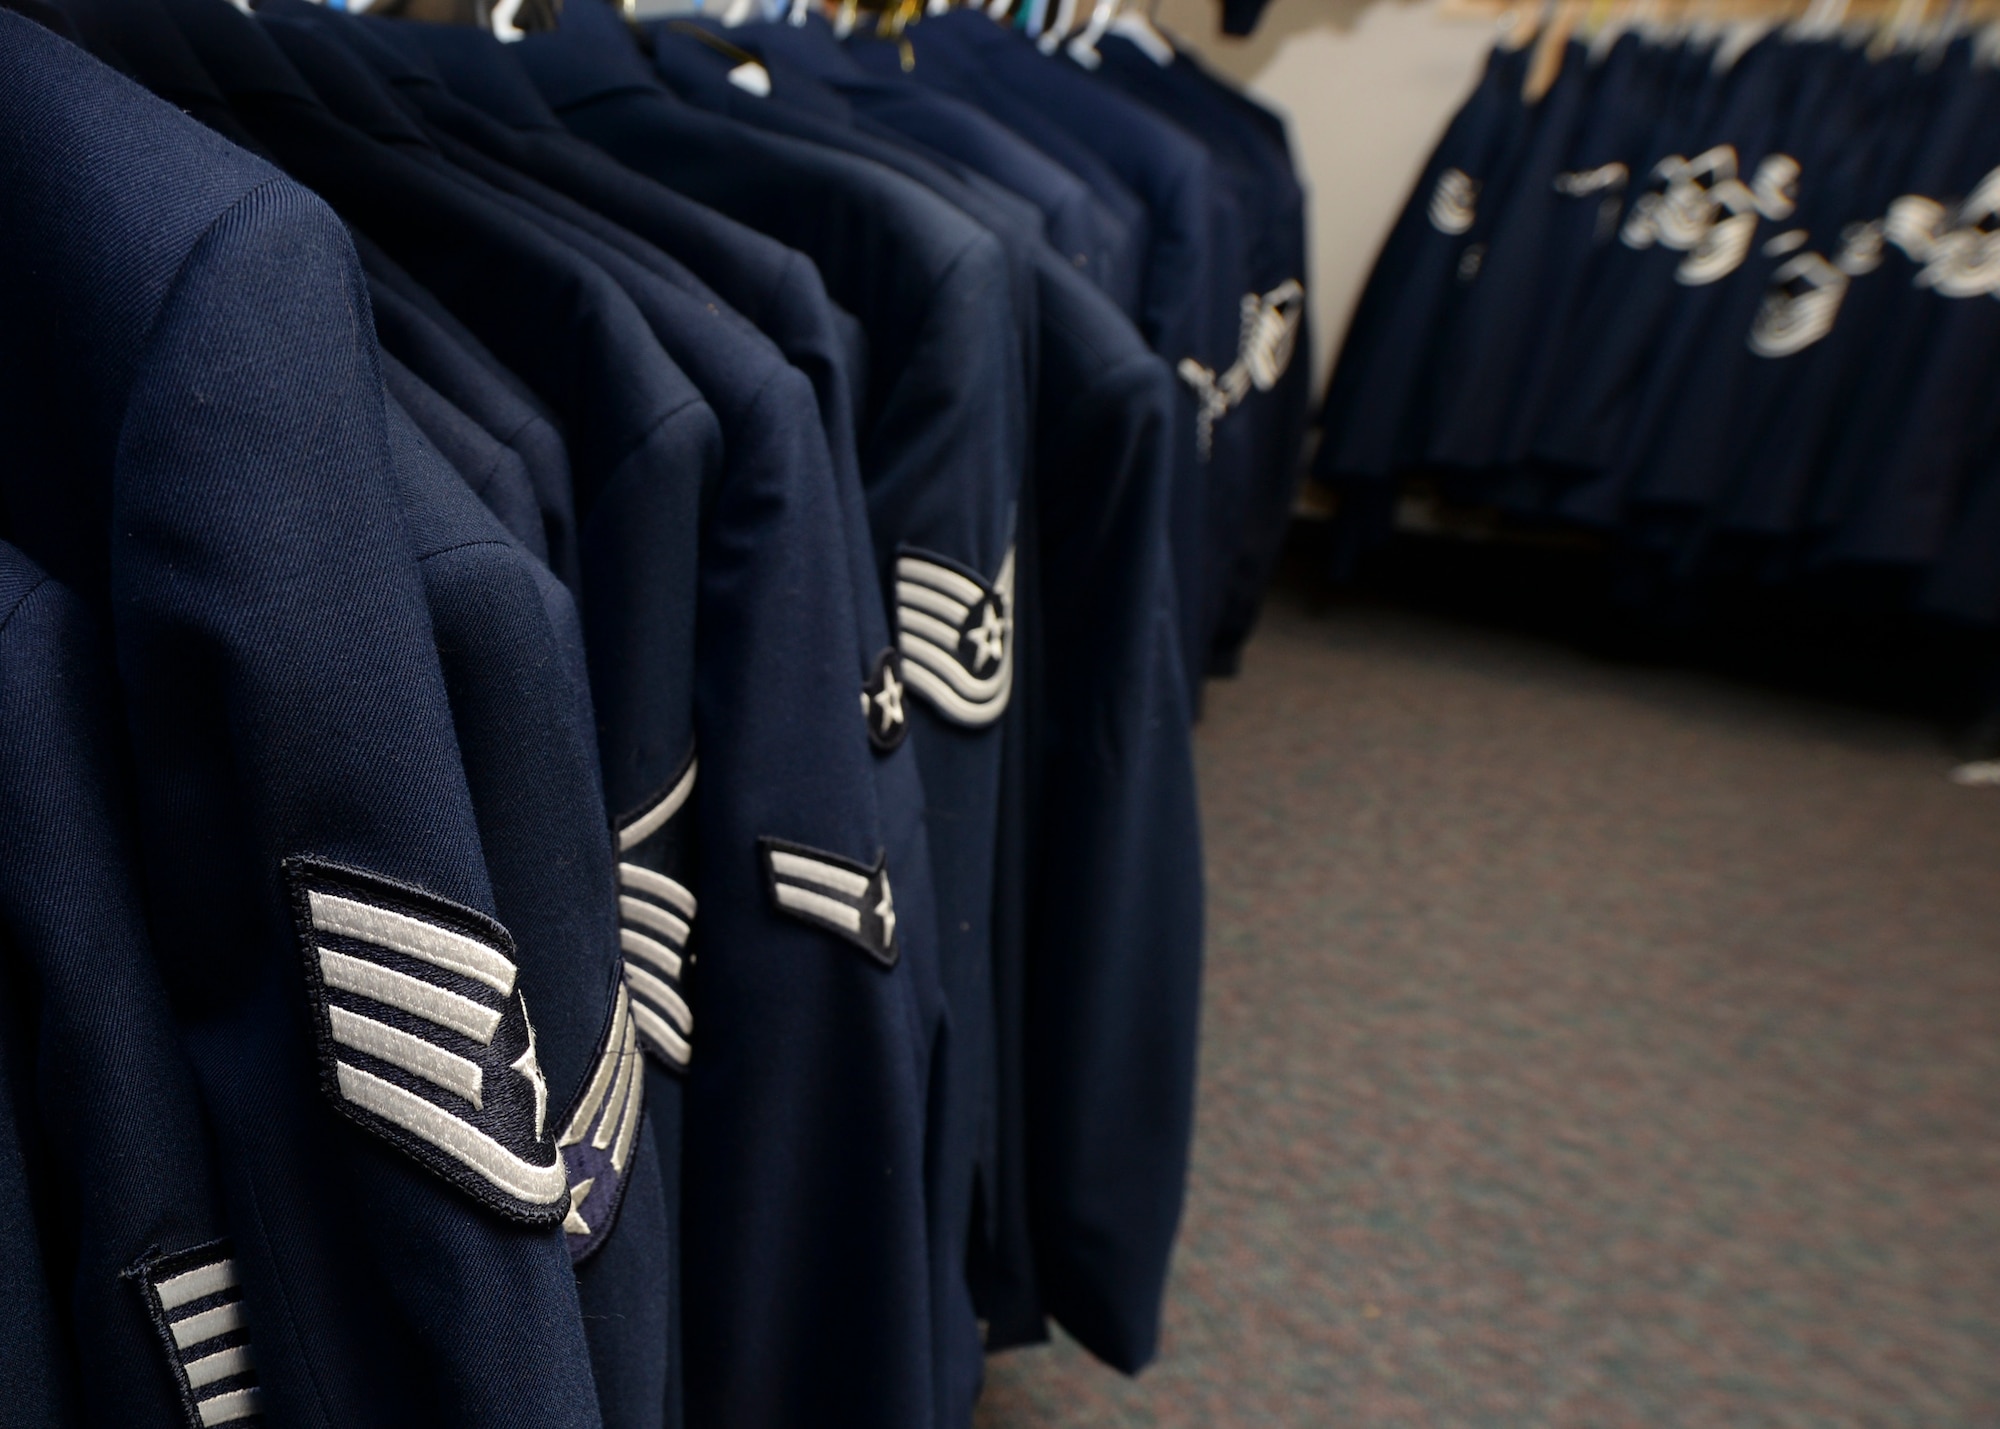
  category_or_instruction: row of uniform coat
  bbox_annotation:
[0,1,1304,1426]
[1314,20,2000,623]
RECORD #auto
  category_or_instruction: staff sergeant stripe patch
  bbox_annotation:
[285,858,571,1225]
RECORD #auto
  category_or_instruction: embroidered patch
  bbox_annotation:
[283,858,569,1224]
[757,838,899,969]
[1176,279,1305,457]
[862,648,908,753]
[894,547,1014,728]
[1428,166,1478,235]
[127,1241,264,1427]
[556,982,646,1263]
[615,751,697,1070]
[1886,166,2000,297]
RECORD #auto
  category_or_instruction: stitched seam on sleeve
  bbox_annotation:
[414,537,521,566]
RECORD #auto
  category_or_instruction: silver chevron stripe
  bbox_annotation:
[141,1247,265,1426]
[895,549,1014,727]
[328,1004,484,1109]
[615,755,698,1069]
[556,985,647,1250]
[1429,167,1477,234]
[314,923,550,1198]
[618,759,697,851]
[618,860,696,1068]
[759,838,898,967]
[309,891,517,994]
[336,1062,568,1205]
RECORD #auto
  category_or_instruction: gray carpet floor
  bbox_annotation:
[976,579,2000,1427]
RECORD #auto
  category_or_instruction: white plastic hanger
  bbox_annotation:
[1039,0,1081,51]
[1065,0,1118,66]
[491,0,527,40]
[1108,0,1174,63]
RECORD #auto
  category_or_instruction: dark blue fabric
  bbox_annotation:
[1497,33,1665,477]
[376,381,619,1179]
[1090,35,1313,674]
[0,12,602,1423]
[252,11,956,1428]
[875,10,1222,699]
[1005,253,1203,1377]
[514,14,1035,1414]
[0,0,81,46]
[379,348,546,559]
[847,22,1150,323]
[135,34,696,1424]
[689,18,1201,1374]
[616,12,1204,1378]
[1420,41,1593,474]
[347,15,874,557]
[1808,64,2000,559]
[627,21,1203,1384]
[1559,38,1809,528]
[60,0,272,156]
[1529,35,1737,483]
[1718,45,1949,539]
[728,16,1126,294]
[0,546,152,1428]
[1310,41,1530,566]
[1607,41,1885,547]
[380,384,675,1429]
[360,244,580,582]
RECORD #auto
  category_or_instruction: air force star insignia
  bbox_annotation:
[894,546,1014,728]
[863,648,908,752]
[556,982,646,1263]
[757,838,899,968]
[283,858,569,1225]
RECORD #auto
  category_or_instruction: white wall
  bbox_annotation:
[1156,0,1493,390]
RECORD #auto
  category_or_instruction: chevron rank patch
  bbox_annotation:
[894,546,1014,728]
[283,857,569,1225]
[758,838,899,969]
[862,647,908,753]
[615,751,697,1070]
[127,1241,263,1427]
[556,982,645,1263]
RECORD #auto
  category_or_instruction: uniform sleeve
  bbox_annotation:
[0,549,252,1429]
[1025,346,1203,1375]
[109,179,602,1429]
